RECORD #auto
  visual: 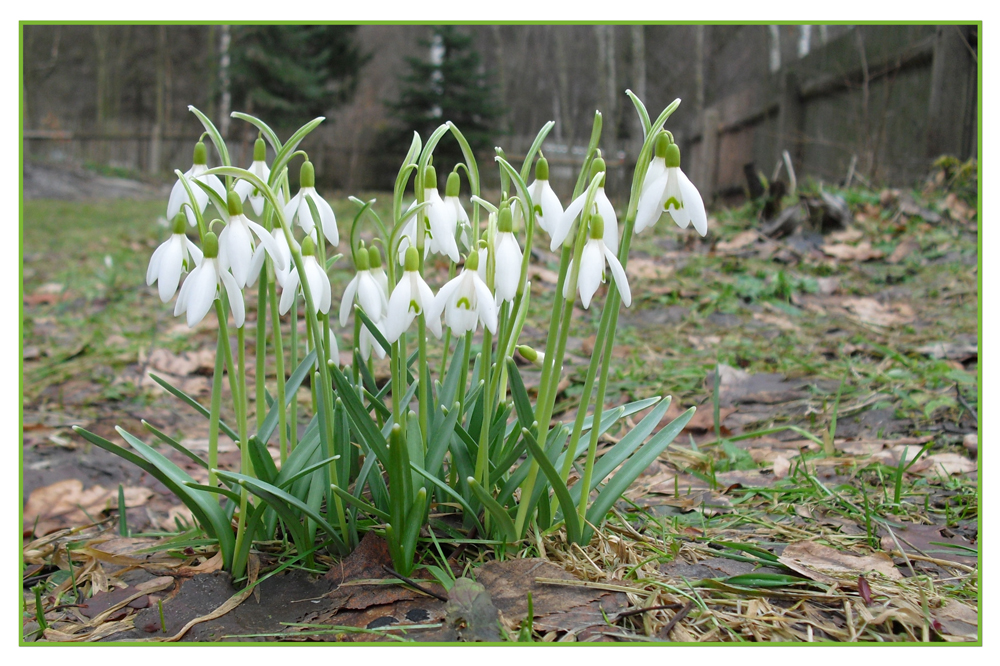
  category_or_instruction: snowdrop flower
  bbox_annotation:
[563,214,631,309]
[340,247,388,328]
[247,226,295,289]
[493,204,523,303]
[368,246,389,301]
[395,204,430,265]
[279,235,331,316]
[427,250,497,336]
[218,191,287,288]
[147,213,204,303]
[443,171,473,253]
[284,160,339,246]
[385,247,442,343]
[173,232,244,328]
[550,156,619,254]
[166,141,226,227]
[233,137,271,216]
[634,133,707,236]
[521,156,564,235]
[422,166,460,262]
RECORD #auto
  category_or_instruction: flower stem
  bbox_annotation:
[255,269,267,431]
[268,279,288,464]
[207,328,225,487]
[289,293,299,453]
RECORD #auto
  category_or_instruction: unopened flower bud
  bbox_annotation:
[665,143,681,168]
[498,204,513,233]
[516,344,544,366]
[301,235,317,256]
[654,131,671,159]
[590,155,607,187]
[424,165,438,191]
[404,246,420,272]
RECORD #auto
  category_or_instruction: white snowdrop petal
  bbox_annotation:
[185,237,204,267]
[280,269,299,315]
[540,181,564,233]
[677,169,708,236]
[247,219,286,271]
[313,193,339,246]
[428,275,461,326]
[385,277,413,343]
[157,238,184,303]
[604,246,632,307]
[186,262,219,327]
[358,274,385,320]
[596,190,619,255]
[634,170,669,234]
[472,275,498,334]
[577,241,604,309]
[147,241,168,286]
[220,268,245,328]
[494,233,522,303]
[339,275,360,327]
[551,192,586,251]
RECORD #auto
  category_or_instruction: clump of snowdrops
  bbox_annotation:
[76,93,707,581]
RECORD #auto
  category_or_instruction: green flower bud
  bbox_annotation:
[368,245,383,269]
[516,344,538,362]
[253,137,266,162]
[654,131,671,159]
[590,156,607,187]
[424,165,438,191]
[354,247,370,271]
[300,160,315,188]
[498,204,513,233]
[227,190,243,216]
[172,213,187,235]
[446,171,461,197]
[465,250,480,272]
[193,141,208,165]
[535,155,550,181]
[404,246,420,272]
[202,232,219,258]
[590,213,605,240]
[665,143,681,168]
[301,235,317,256]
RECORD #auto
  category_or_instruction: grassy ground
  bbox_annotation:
[21,161,979,642]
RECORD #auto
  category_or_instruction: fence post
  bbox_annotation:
[776,69,802,171]
[694,107,720,199]
[926,25,976,160]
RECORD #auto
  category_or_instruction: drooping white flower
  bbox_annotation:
[147,213,204,303]
[396,203,430,265]
[443,171,473,254]
[563,214,631,310]
[493,204,523,303]
[173,232,245,328]
[166,141,226,227]
[368,246,389,302]
[279,235,331,316]
[634,133,707,236]
[427,251,498,336]
[247,226,296,289]
[283,160,339,246]
[385,247,442,343]
[359,318,388,361]
[523,156,564,235]
[423,167,460,262]
[550,156,618,254]
[218,191,287,288]
[233,137,271,216]
[340,248,389,328]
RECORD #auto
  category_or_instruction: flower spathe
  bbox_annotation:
[166,141,226,227]
[219,191,287,288]
[386,247,442,343]
[147,214,204,303]
[173,232,245,328]
[233,137,271,216]
[634,134,708,236]
[564,214,631,309]
[284,160,339,246]
[427,250,497,336]
[279,236,331,316]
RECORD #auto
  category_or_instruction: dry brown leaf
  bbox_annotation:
[908,452,976,477]
[147,348,216,376]
[778,541,902,584]
[915,341,977,361]
[752,311,800,332]
[627,257,675,280]
[528,265,559,285]
[942,193,974,223]
[773,456,791,479]
[887,240,920,264]
[880,523,977,566]
[23,479,154,537]
[715,230,758,252]
[841,297,914,327]
[816,277,840,295]
[826,227,865,244]
[933,600,978,641]
[821,241,884,262]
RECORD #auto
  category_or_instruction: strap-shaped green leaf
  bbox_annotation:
[625,90,652,139]
[354,306,391,358]
[584,407,695,537]
[270,116,325,183]
[426,402,461,479]
[409,462,485,536]
[247,436,278,485]
[141,420,208,469]
[467,478,517,543]
[184,482,241,504]
[330,483,389,521]
[518,120,555,183]
[188,105,231,168]
[329,362,390,465]
[230,112,281,154]
[520,428,581,544]
[568,396,671,505]
[256,350,317,445]
[505,358,536,432]
[149,373,239,442]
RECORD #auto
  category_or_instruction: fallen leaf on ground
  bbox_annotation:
[822,241,884,261]
[778,541,902,584]
[445,578,501,641]
[915,341,977,361]
[826,227,864,244]
[147,348,216,376]
[907,452,976,477]
[933,600,978,641]
[841,297,914,327]
[887,240,920,264]
[879,523,977,567]
[23,479,154,537]
[627,257,675,280]
[705,364,833,407]
[752,311,800,332]
[715,230,758,252]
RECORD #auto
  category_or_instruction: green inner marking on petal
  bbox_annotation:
[533,205,543,216]
[409,300,421,314]
[456,297,472,310]
[663,197,682,211]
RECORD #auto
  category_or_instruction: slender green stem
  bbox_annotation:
[207,329,225,487]
[255,269,267,431]
[289,293,299,452]
[268,280,288,464]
